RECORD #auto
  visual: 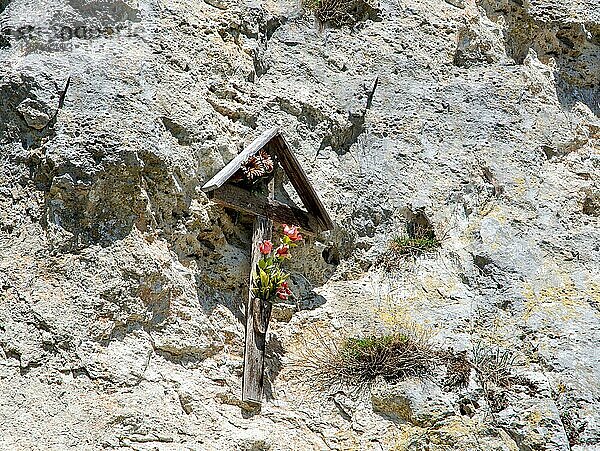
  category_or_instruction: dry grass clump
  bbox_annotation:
[296,324,438,392]
[472,342,518,388]
[471,342,520,412]
[338,333,435,383]
[444,350,472,389]
[303,0,378,27]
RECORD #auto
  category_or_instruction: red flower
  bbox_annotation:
[276,282,292,300]
[276,245,290,258]
[259,240,273,254]
[282,224,303,242]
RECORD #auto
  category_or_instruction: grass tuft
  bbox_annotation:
[471,342,520,412]
[390,235,441,256]
[472,342,518,389]
[376,223,443,270]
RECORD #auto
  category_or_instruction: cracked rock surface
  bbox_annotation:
[0,0,599,449]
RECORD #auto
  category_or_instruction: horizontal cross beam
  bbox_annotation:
[210,183,320,235]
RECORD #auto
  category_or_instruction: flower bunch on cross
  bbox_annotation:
[253,225,303,302]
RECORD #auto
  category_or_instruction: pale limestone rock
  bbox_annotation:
[0,0,599,448]
[17,97,52,130]
[371,378,457,427]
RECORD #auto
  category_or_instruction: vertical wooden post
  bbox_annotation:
[242,177,275,405]
[242,216,273,404]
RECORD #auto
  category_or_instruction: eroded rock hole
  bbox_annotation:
[583,192,600,216]
[322,244,340,265]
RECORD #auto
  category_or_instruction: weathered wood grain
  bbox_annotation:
[270,134,334,231]
[242,214,272,405]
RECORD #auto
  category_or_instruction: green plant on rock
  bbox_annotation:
[377,222,443,270]
[390,234,441,256]
[303,0,322,9]
[342,331,436,384]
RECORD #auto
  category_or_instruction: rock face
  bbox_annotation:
[0,0,599,449]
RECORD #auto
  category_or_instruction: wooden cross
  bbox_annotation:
[202,128,333,405]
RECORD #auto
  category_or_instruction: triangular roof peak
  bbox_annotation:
[202,127,333,233]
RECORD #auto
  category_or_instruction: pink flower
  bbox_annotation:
[282,224,303,242]
[276,282,292,300]
[276,245,290,258]
[259,240,273,254]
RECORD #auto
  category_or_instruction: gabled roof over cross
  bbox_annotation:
[201,127,334,234]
